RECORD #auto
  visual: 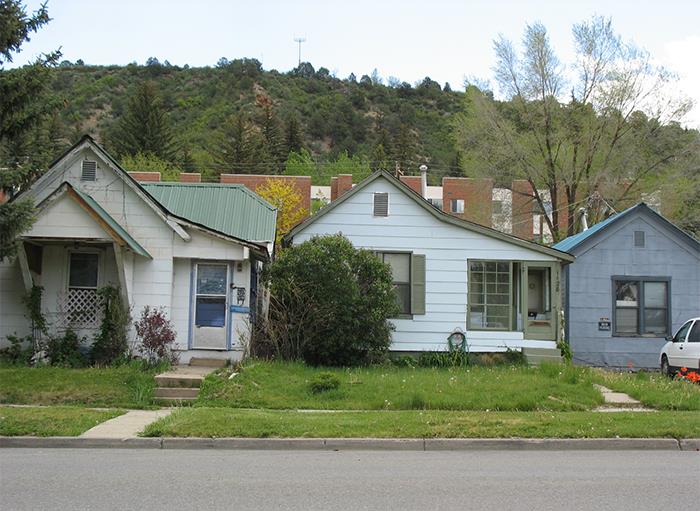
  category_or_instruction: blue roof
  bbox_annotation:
[552,204,641,253]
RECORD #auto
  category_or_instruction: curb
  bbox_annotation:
[1,436,698,451]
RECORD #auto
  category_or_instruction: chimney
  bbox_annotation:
[578,207,589,231]
[419,164,428,199]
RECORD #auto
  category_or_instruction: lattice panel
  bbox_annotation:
[58,288,103,328]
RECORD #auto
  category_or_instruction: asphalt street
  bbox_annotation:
[1,448,698,510]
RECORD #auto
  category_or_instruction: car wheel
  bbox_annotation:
[661,355,672,377]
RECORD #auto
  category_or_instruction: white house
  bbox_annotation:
[0,136,276,363]
[287,170,574,362]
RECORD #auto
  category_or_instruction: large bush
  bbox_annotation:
[259,234,398,366]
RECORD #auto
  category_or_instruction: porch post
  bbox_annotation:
[112,242,130,306]
[16,241,33,292]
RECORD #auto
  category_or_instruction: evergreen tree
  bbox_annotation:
[284,114,303,155]
[111,80,175,161]
[256,94,285,173]
[0,0,60,261]
[215,113,261,175]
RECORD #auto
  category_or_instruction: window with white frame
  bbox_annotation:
[451,199,464,214]
[379,252,411,315]
[613,278,670,336]
[468,261,512,330]
[195,264,228,327]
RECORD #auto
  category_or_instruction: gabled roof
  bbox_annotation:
[553,203,700,255]
[287,170,574,262]
[142,182,277,243]
[38,182,151,258]
[22,135,272,256]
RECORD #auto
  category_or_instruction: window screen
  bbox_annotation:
[195,264,227,327]
[69,253,99,288]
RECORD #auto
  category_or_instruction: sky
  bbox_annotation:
[12,0,700,127]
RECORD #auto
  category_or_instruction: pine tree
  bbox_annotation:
[111,80,175,161]
[256,94,285,173]
[0,0,61,261]
[285,115,303,155]
[215,113,261,175]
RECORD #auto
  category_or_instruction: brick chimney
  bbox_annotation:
[128,172,161,182]
[335,174,353,199]
[179,173,201,183]
[399,176,422,195]
[511,180,534,240]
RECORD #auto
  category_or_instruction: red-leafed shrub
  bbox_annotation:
[134,306,178,366]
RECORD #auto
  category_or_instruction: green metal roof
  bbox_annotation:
[70,186,152,258]
[142,182,277,243]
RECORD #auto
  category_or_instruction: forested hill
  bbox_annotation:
[49,58,464,183]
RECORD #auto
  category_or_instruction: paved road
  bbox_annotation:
[1,448,698,510]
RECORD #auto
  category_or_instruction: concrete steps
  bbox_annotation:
[153,362,223,405]
[523,347,563,365]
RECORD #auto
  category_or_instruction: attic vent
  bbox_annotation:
[373,192,389,217]
[634,230,645,248]
[81,160,97,181]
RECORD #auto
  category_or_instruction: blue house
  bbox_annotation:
[553,203,700,369]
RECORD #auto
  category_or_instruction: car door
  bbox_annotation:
[680,320,700,369]
[667,320,693,368]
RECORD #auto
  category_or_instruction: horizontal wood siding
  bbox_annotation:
[293,176,558,352]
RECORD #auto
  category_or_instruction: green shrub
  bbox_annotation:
[418,350,470,368]
[391,355,417,368]
[91,285,130,366]
[258,234,399,366]
[0,335,34,365]
[309,372,341,393]
[46,329,87,367]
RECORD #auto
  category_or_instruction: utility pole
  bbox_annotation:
[293,37,306,66]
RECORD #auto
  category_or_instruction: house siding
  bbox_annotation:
[292,176,560,352]
[566,214,700,368]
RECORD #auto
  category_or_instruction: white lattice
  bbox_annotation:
[57,288,103,328]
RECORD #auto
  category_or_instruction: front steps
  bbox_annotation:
[522,347,563,365]
[154,359,224,403]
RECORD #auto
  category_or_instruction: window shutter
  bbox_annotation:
[373,193,389,216]
[411,254,425,315]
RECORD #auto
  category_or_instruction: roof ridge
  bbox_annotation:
[141,181,276,211]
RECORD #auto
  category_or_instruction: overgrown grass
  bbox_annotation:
[197,360,603,411]
[594,370,700,410]
[0,406,124,437]
[142,407,700,439]
[0,361,167,409]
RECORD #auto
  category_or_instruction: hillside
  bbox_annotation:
[49,59,463,183]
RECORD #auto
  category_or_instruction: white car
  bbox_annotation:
[660,317,700,376]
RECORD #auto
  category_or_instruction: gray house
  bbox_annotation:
[553,203,700,369]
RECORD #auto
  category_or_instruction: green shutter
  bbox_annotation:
[411,254,426,315]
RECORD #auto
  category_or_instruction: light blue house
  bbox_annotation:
[553,203,700,369]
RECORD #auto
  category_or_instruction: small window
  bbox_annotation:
[451,199,464,214]
[373,193,389,217]
[81,160,97,181]
[613,278,669,336]
[69,253,99,289]
[634,231,645,247]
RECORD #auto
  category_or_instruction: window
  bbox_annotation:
[195,264,228,327]
[613,278,669,336]
[688,321,700,343]
[66,252,100,326]
[378,252,411,315]
[451,199,464,214]
[81,160,97,181]
[673,321,693,343]
[373,193,389,217]
[428,198,443,210]
[469,261,512,330]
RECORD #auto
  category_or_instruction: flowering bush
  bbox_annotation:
[675,367,700,384]
[134,306,178,366]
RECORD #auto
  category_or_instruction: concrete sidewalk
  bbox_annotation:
[80,409,173,439]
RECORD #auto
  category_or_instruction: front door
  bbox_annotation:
[522,262,557,340]
[192,263,229,350]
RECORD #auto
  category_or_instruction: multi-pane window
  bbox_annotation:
[469,261,512,330]
[451,199,464,214]
[614,278,669,336]
[378,252,411,315]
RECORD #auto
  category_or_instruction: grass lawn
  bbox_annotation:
[0,406,124,437]
[197,360,604,411]
[594,370,700,410]
[0,363,161,409]
[142,407,700,439]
